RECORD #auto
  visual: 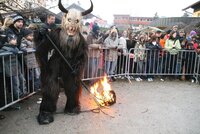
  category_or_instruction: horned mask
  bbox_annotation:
[59,0,93,36]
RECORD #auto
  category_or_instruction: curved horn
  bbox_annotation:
[81,0,93,16]
[58,0,68,13]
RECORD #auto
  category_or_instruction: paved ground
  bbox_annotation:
[0,79,200,134]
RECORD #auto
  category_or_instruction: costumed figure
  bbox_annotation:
[34,0,93,125]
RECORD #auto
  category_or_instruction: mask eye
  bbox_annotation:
[75,19,79,23]
[68,18,71,22]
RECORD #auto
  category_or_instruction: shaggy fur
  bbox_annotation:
[34,0,92,125]
[34,28,88,124]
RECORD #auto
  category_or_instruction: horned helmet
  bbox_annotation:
[59,0,93,36]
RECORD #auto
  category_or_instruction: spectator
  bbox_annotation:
[20,29,40,91]
[6,15,25,48]
[134,35,146,81]
[26,15,33,26]
[38,14,56,67]
[33,15,42,23]
[172,25,178,33]
[158,33,167,81]
[190,35,199,50]
[86,22,103,83]
[82,22,90,40]
[164,31,181,78]
[104,28,119,81]
[165,30,172,39]
[0,17,13,48]
[178,29,186,48]
[1,17,13,31]
[196,44,200,55]
[176,29,186,79]
[118,30,128,55]
[186,30,197,43]
[155,30,162,42]
[117,30,128,76]
[146,36,162,81]
[159,33,166,49]
[27,23,38,31]
[40,14,56,33]
[126,31,137,77]
[184,42,196,82]
[1,34,27,99]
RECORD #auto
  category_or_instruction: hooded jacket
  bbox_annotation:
[104,29,119,61]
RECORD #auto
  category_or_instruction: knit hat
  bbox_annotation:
[189,30,197,36]
[7,34,17,42]
[24,29,33,37]
[92,23,100,35]
[13,15,24,24]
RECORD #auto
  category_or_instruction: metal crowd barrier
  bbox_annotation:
[127,48,198,77]
[0,48,199,111]
[194,54,200,83]
[82,47,129,80]
[0,50,39,111]
[83,48,200,82]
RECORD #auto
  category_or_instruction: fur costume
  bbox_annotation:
[34,0,93,125]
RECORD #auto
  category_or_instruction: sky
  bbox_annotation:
[48,0,198,24]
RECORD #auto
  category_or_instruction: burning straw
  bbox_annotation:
[90,76,116,107]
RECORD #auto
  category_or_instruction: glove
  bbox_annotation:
[39,25,48,36]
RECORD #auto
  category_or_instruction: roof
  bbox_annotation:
[57,3,99,19]
[149,17,200,28]
[182,0,200,10]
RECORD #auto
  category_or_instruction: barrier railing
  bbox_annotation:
[0,48,199,111]
[0,50,40,111]
[194,54,200,83]
[127,48,198,77]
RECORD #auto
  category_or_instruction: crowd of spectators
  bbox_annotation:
[0,15,43,102]
[83,22,200,83]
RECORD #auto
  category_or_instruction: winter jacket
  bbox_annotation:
[146,42,162,60]
[118,36,128,54]
[104,32,119,61]
[165,39,181,55]
[134,42,146,62]
[20,38,38,69]
[6,24,26,48]
[87,32,102,58]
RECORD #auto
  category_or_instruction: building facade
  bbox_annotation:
[113,14,154,30]
[183,1,200,17]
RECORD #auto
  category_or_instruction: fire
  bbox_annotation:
[90,76,116,106]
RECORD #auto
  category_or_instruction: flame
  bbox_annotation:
[90,76,116,106]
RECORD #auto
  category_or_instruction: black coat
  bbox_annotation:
[146,42,162,60]
[6,24,25,48]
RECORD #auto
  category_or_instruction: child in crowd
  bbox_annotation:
[1,34,27,99]
[20,29,40,91]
